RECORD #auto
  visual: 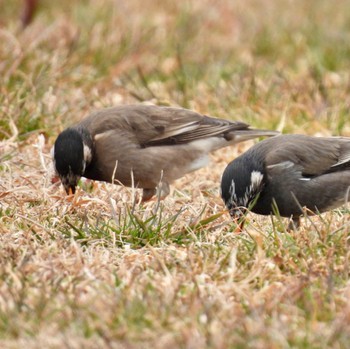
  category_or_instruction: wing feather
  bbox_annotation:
[78,104,252,147]
[264,134,350,176]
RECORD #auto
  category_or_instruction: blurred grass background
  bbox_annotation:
[1,1,350,348]
[1,0,350,141]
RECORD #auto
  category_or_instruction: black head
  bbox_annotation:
[53,127,93,194]
[221,153,265,218]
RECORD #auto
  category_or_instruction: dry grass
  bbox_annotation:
[1,0,350,348]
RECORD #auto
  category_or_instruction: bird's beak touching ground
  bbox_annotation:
[63,183,76,195]
[67,185,76,195]
[229,207,247,232]
[60,174,79,196]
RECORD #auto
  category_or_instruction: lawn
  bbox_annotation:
[1,0,350,348]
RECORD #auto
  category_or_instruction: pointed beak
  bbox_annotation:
[65,185,76,195]
[60,174,79,195]
[233,216,245,232]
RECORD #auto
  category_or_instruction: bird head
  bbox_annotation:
[52,128,93,195]
[221,155,265,223]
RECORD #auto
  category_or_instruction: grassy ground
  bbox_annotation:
[1,0,350,347]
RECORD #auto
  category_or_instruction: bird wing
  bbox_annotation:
[265,134,350,177]
[332,138,350,167]
[79,104,251,147]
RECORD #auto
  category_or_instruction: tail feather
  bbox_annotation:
[224,129,279,144]
[190,130,279,153]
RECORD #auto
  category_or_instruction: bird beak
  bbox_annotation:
[59,173,79,195]
[64,184,76,195]
[232,217,245,232]
[229,207,247,232]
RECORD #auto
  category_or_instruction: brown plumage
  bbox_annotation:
[53,104,278,200]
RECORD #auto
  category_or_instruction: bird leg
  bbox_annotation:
[141,182,170,202]
[157,182,170,200]
[141,188,157,202]
[287,216,300,231]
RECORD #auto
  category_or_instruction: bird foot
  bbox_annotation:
[287,217,300,231]
[141,182,170,202]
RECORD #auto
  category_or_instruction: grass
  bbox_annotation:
[1,0,350,347]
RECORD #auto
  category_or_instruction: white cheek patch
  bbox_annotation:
[250,171,264,189]
[227,171,263,209]
[229,179,238,204]
[243,171,263,207]
[83,144,92,163]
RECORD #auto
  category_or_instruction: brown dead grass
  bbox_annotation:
[1,0,350,348]
[2,133,350,348]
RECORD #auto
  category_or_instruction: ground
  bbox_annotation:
[1,0,350,348]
